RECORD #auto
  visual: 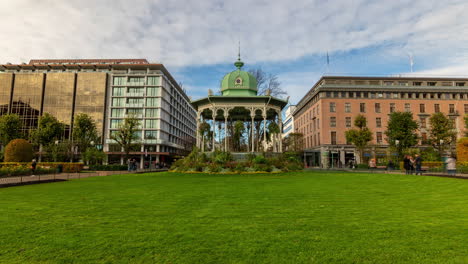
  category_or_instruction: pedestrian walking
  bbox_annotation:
[403,155,411,175]
[414,154,422,175]
[31,159,37,177]
[446,156,456,176]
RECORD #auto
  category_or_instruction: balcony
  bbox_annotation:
[126,92,146,97]
[127,81,145,86]
[126,103,144,108]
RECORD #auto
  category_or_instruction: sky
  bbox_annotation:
[1,0,468,104]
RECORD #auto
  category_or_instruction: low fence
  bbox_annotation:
[0,168,168,187]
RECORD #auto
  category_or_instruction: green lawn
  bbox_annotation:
[0,171,467,264]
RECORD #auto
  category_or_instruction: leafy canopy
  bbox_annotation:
[385,112,419,159]
[0,114,22,146]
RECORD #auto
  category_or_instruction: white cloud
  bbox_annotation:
[0,0,467,68]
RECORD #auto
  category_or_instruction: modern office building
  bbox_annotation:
[293,76,468,168]
[282,105,296,139]
[0,59,196,165]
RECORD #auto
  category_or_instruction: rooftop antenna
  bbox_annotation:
[407,52,414,73]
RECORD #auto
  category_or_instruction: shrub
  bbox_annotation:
[208,163,222,173]
[252,155,267,164]
[212,150,233,164]
[4,139,33,162]
[356,164,368,169]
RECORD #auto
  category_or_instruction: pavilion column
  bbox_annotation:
[263,112,267,150]
[251,111,255,153]
[212,108,216,152]
[196,112,201,149]
[224,110,229,152]
[278,112,283,153]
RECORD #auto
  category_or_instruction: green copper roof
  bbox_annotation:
[220,56,258,96]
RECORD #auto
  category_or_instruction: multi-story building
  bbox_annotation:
[293,76,468,168]
[0,59,196,165]
[282,105,296,139]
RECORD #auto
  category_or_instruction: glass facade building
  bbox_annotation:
[0,59,196,165]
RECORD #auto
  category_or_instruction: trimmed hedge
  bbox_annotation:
[0,162,83,173]
[0,166,55,177]
[4,139,33,162]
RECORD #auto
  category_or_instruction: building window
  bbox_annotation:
[420,118,426,128]
[420,104,425,113]
[145,119,158,129]
[345,103,351,113]
[376,117,382,128]
[414,82,422,86]
[456,82,465,87]
[113,76,126,85]
[317,119,320,129]
[112,87,125,96]
[449,104,455,114]
[331,131,337,145]
[111,98,125,107]
[145,130,158,139]
[376,132,382,144]
[390,103,396,113]
[464,104,468,114]
[427,82,437,86]
[360,103,366,113]
[146,98,159,107]
[330,117,336,127]
[111,109,124,118]
[405,103,411,112]
[146,87,160,96]
[375,103,381,113]
[147,76,160,86]
[435,104,440,113]
[329,102,336,113]
[110,119,122,129]
[346,117,351,127]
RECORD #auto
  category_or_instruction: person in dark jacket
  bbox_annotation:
[403,155,411,175]
[414,154,422,175]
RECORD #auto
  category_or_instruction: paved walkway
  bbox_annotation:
[0,169,168,187]
[305,167,468,179]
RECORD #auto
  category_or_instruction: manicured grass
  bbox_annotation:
[0,171,467,263]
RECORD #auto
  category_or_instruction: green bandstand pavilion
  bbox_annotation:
[191,55,288,153]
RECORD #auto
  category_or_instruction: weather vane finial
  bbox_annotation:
[234,39,244,69]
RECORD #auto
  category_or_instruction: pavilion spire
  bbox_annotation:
[234,40,244,69]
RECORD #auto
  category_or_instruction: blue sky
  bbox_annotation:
[1,0,467,104]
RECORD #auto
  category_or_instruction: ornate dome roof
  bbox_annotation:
[220,56,258,96]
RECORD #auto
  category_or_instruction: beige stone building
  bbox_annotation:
[293,76,468,168]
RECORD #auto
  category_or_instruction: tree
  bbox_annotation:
[283,133,304,152]
[31,113,64,146]
[199,121,211,152]
[464,114,468,137]
[232,120,245,152]
[83,148,106,165]
[4,139,33,162]
[268,122,280,152]
[110,116,141,159]
[429,112,457,157]
[72,113,99,154]
[385,112,419,161]
[0,114,22,146]
[345,114,373,164]
[248,68,287,98]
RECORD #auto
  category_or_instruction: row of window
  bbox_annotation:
[111,97,160,107]
[113,76,160,86]
[330,102,463,114]
[112,87,160,96]
[324,91,467,100]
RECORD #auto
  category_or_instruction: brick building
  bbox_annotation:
[293,76,468,168]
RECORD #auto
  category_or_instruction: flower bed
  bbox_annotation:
[170,149,303,174]
[0,162,84,174]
